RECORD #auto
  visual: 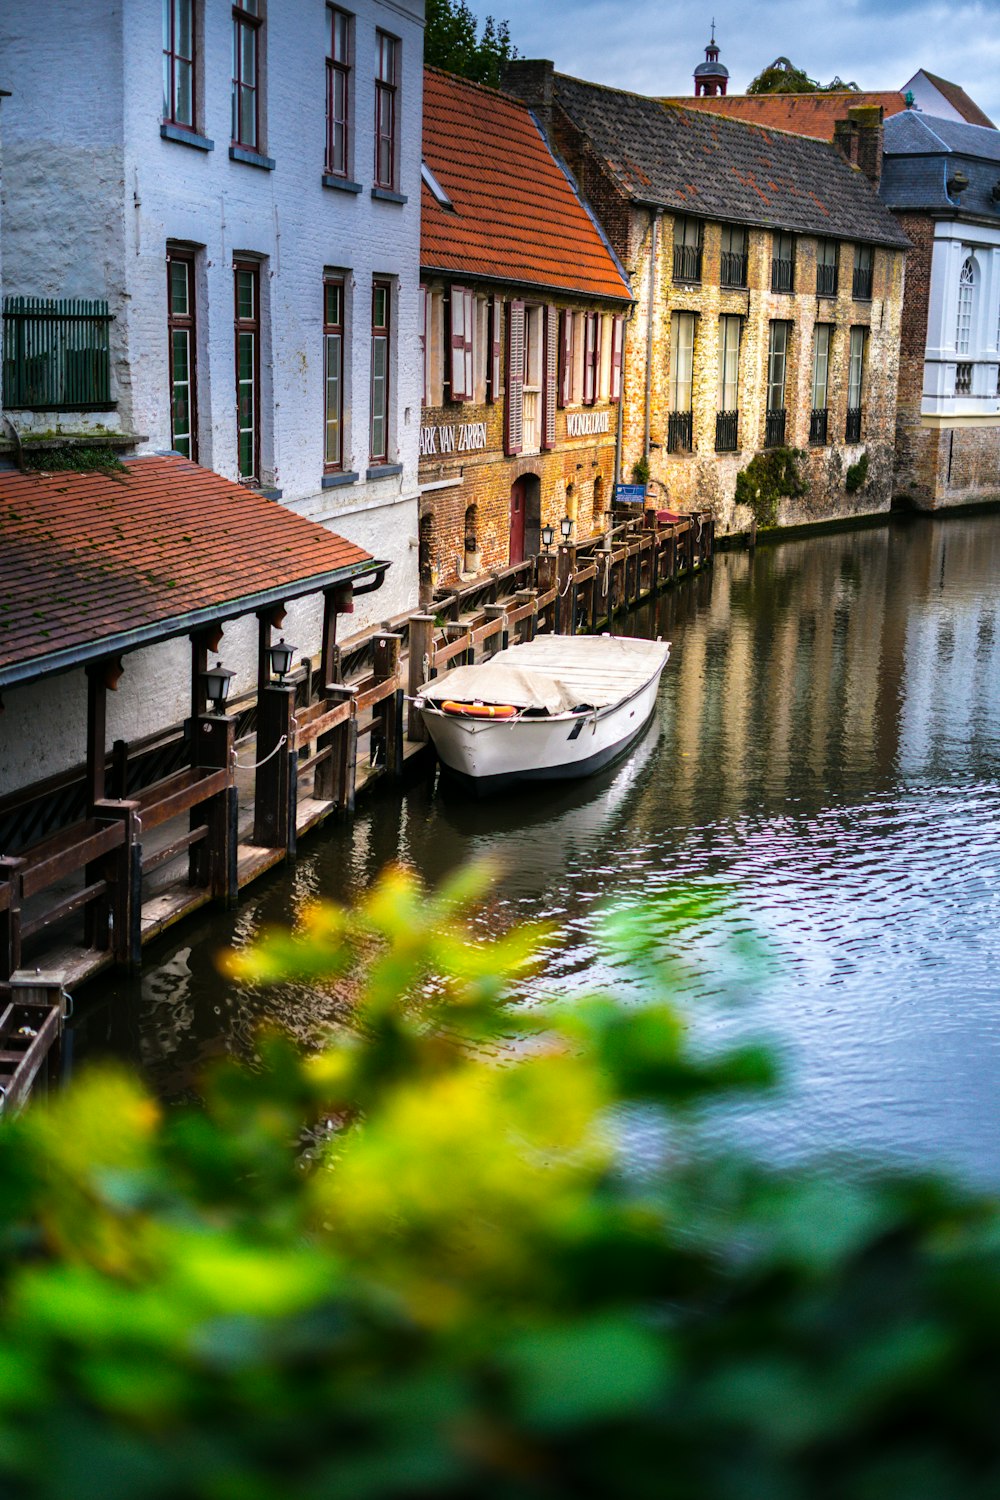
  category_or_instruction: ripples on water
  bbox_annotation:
[76,514,1000,1186]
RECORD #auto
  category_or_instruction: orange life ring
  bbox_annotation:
[440,700,518,719]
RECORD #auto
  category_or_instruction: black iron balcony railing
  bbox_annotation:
[720,251,748,289]
[956,362,973,396]
[809,407,829,444]
[667,409,693,453]
[764,408,786,448]
[845,406,863,443]
[715,410,739,451]
[771,258,794,294]
[673,244,702,283]
[816,263,838,297]
[852,266,873,300]
[2,296,114,410]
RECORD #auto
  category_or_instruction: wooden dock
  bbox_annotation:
[0,510,713,1069]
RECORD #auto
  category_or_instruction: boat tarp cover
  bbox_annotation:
[423,635,670,714]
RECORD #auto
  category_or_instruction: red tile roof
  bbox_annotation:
[660,91,909,141]
[0,456,377,686]
[421,67,630,302]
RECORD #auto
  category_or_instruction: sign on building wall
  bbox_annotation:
[419,422,488,457]
[566,411,611,436]
[614,483,647,505]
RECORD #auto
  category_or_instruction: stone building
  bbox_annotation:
[881,111,1000,510]
[418,68,631,587]
[506,64,910,533]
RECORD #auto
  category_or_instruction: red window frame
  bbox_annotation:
[323,277,345,471]
[163,0,195,129]
[374,30,398,189]
[232,0,262,151]
[234,259,261,483]
[326,6,351,177]
[370,278,391,463]
[167,248,197,461]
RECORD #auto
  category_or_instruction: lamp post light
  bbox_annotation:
[203,661,235,716]
[541,523,555,553]
[560,514,573,542]
[267,638,297,683]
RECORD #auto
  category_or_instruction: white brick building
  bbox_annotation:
[0,0,423,622]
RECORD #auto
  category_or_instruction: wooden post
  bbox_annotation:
[253,685,296,852]
[85,665,107,808]
[514,589,537,644]
[0,859,24,983]
[483,603,509,655]
[338,698,358,820]
[536,552,557,633]
[407,614,436,742]
[556,545,576,635]
[190,715,237,902]
[372,634,403,779]
[322,584,353,686]
[314,684,352,804]
[91,800,142,965]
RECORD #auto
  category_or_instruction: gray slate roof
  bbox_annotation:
[554,72,911,249]
[881,112,1000,216]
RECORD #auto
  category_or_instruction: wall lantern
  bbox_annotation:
[560,514,573,540]
[267,638,297,682]
[204,661,235,715]
[541,523,555,551]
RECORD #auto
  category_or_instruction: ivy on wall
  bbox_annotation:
[734,447,808,529]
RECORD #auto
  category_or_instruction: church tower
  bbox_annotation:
[694,23,729,97]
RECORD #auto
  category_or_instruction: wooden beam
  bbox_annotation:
[256,606,285,693]
[86,664,107,806]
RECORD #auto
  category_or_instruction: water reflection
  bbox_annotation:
[74,514,1000,1184]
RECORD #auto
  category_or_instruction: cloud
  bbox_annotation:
[465,0,1000,122]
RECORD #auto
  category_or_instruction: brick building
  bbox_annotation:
[507,64,910,533]
[881,111,1000,510]
[418,68,631,588]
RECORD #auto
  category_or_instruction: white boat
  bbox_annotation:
[415,634,670,792]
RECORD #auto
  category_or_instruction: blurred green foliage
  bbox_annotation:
[1,865,999,1498]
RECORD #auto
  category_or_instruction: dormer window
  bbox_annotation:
[421,161,454,211]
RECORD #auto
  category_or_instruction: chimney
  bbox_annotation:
[503,59,555,141]
[834,105,884,187]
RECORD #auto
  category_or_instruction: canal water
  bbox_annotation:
[73,511,1000,1186]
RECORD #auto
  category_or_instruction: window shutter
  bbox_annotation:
[462,287,474,402]
[419,286,428,407]
[449,285,468,401]
[504,299,524,456]
[610,315,624,402]
[542,305,558,450]
[583,312,597,406]
[488,296,502,402]
[558,310,573,408]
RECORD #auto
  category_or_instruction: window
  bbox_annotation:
[162,0,194,129]
[326,7,351,177]
[720,225,747,288]
[852,244,873,300]
[582,312,600,406]
[817,239,838,298]
[668,311,695,452]
[716,314,740,451]
[323,277,344,469]
[772,232,795,294]
[846,325,866,442]
[234,261,259,481]
[957,256,976,354]
[448,284,474,402]
[167,249,197,460]
[599,314,612,401]
[810,323,831,444]
[370,279,391,462]
[522,305,543,453]
[766,321,789,447]
[232,0,261,150]
[610,316,624,402]
[374,31,398,189]
[673,217,703,283]
[474,295,489,403]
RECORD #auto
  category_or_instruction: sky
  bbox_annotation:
[465,0,1000,125]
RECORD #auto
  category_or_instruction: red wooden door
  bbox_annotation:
[509,477,526,565]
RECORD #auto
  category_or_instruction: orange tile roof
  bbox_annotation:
[917,71,996,130]
[0,456,377,687]
[421,67,630,302]
[661,92,908,142]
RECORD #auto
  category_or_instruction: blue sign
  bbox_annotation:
[613,483,647,505]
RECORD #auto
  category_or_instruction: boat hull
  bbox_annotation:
[422,669,665,794]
